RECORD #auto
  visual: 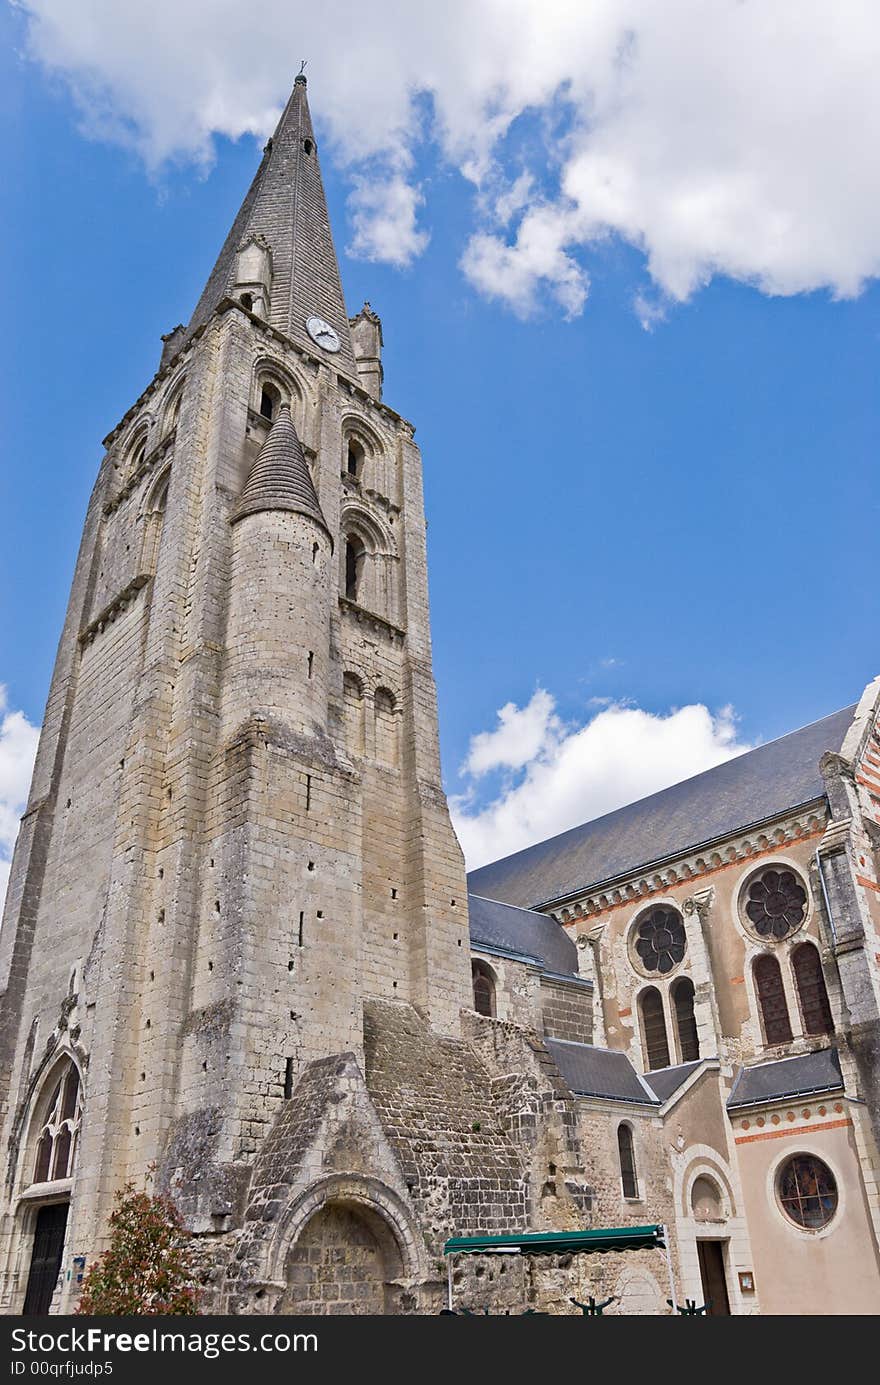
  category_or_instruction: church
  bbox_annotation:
[0,73,878,1316]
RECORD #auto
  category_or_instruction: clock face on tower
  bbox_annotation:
[305,315,341,353]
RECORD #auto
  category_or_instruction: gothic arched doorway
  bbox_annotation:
[284,1199,406,1314]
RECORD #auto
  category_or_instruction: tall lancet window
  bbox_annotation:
[792,943,834,1036]
[754,954,793,1046]
[639,987,670,1070]
[672,977,700,1062]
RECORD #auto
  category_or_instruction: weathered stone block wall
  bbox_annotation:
[540,977,593,1045]
[363,1001,528,1249]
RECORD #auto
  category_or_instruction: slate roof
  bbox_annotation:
[232,404,330,536]
[544,1039,659,1106]
[186,75,357,375]
[727,1048,843,1110]
[467,705,856,909]
[468,893,579,977]
[643,1061,703,1104]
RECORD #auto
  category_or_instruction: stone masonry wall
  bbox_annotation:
[540,977,593,1045]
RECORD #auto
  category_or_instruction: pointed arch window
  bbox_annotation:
[792,943,834,1037]
[472,961,495,1018]
[639,986,670,1070]
[32,1061,81,1186]
[754,954,793,1046]
[672,976,700,1062]
[617,1123,638,1199]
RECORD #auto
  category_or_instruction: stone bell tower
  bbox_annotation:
[0,72,473,1312]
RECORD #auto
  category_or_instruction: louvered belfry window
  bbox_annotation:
[792,943,834,1036]
[754,954,793,1045]
[639,987,670,1069]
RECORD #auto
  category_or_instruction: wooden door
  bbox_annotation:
[23,1203,68,1315]
[697,1239,730,1315]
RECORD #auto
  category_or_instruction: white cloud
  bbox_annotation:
[463,688,561,776]
[348,173,429,267]
[0,687,40,915]
[13,2,880,316]
[451,689,751,870]
[460,205,590,318]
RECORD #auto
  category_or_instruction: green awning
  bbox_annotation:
[444,1225,665,1257]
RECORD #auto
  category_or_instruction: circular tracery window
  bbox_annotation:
[777,1154,838,1230]
[633,905,686,975]
[742,866,808,940]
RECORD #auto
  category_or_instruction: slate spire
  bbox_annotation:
[232,403,331,541]
[187,73,356,373]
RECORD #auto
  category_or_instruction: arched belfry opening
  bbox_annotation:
[284,1199,406,1315]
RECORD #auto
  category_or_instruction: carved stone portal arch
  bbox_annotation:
[269,1175,426,1315]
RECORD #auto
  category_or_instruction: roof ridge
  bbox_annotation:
[739,1046,835,1070]
[468,891,555,918]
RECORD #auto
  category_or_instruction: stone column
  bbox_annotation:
[577,927,607,1048]
[682,887,722,1060]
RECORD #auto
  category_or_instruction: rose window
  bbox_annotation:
[633,906,686,974]
[743,868,807,940]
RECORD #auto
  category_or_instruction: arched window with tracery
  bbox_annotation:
[639,986,670,1070]
[754,954,793,1046]
[617,1123,638,1199]
[792,943,834,1037]
[672,976,700,1062]
[472,961,495,1017]
[32,1060,81,1186]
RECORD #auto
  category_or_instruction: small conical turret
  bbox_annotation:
[232,404,330,540]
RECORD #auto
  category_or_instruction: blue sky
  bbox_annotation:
[1,2,879,882]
